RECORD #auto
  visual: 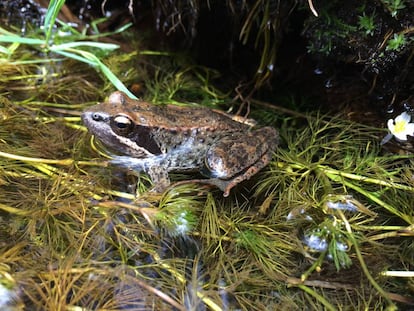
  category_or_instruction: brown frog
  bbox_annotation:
[82,91,278,196]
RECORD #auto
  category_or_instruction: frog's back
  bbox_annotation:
[107,91,247,132]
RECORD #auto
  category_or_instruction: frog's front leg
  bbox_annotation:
[146,166,171,192]
[202,127,278,196]
[112,155,170,193]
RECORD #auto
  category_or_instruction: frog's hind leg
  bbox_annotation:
[202,128,278,196]
[220,149,273,197]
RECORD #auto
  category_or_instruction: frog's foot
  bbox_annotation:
[171,175,248,197]
[201,179,234,197]
[172,178,231,197]
[179,176,250,197]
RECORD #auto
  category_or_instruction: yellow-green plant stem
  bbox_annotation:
[301,250,328,281]
[282,161,414,193]
[0,203,33,216]
[320,165,414,192]
[338,210,397,310]
[0,150,104,167]
[281,161,414,223]
[297,284,337,311]
[366,224,414,241]
[0,151,138,201]
[340,178,412,224]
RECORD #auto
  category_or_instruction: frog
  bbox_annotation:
[82,91,278,197]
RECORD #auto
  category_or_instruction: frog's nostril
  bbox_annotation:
[92,113,103,121]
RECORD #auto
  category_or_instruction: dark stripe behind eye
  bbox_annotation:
[133,125,162,155]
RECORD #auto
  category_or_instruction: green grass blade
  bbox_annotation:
[53,41,119,51]
[51,47,137,99]
[0,35,44,45]
[52,49,98,66]
[0,45,10,54]
[44,0,66,44]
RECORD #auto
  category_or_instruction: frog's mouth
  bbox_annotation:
[82,111,118,152]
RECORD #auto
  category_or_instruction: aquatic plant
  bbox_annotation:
[0,0,135,98]
[0,1,413,310]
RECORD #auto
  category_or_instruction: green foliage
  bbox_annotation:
[238,0,281,87]
[0,2,413,308]
[306,12,357,55]
[0,0,135,98]
[155,185,203,237]
[381,0,406,17]
[255,112,414,309]
[358,13,376,36]
[1,89,412,309]
[303,216,352,271]
[304,0,412,81]
[386,33,407,51]
[43,0,65,43]
[146,65,225,106]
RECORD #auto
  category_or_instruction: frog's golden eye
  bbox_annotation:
[111,115,135,136]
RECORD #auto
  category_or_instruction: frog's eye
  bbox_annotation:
[111,115,135,136]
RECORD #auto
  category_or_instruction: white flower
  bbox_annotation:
[387,112,414,141]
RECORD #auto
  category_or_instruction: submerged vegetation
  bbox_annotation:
[0,0,413,310]
[1,73,414,309]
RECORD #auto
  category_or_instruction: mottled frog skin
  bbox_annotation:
[82,91,278,196]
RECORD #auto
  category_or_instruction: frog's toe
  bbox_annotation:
[200,178,233,196]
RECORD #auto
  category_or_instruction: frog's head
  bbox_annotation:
[82,92,161,158]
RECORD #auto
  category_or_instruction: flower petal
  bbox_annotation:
[394,131,408,141]
[405,123,414,136]
[387,119,395,131]
[395,112,411,123]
